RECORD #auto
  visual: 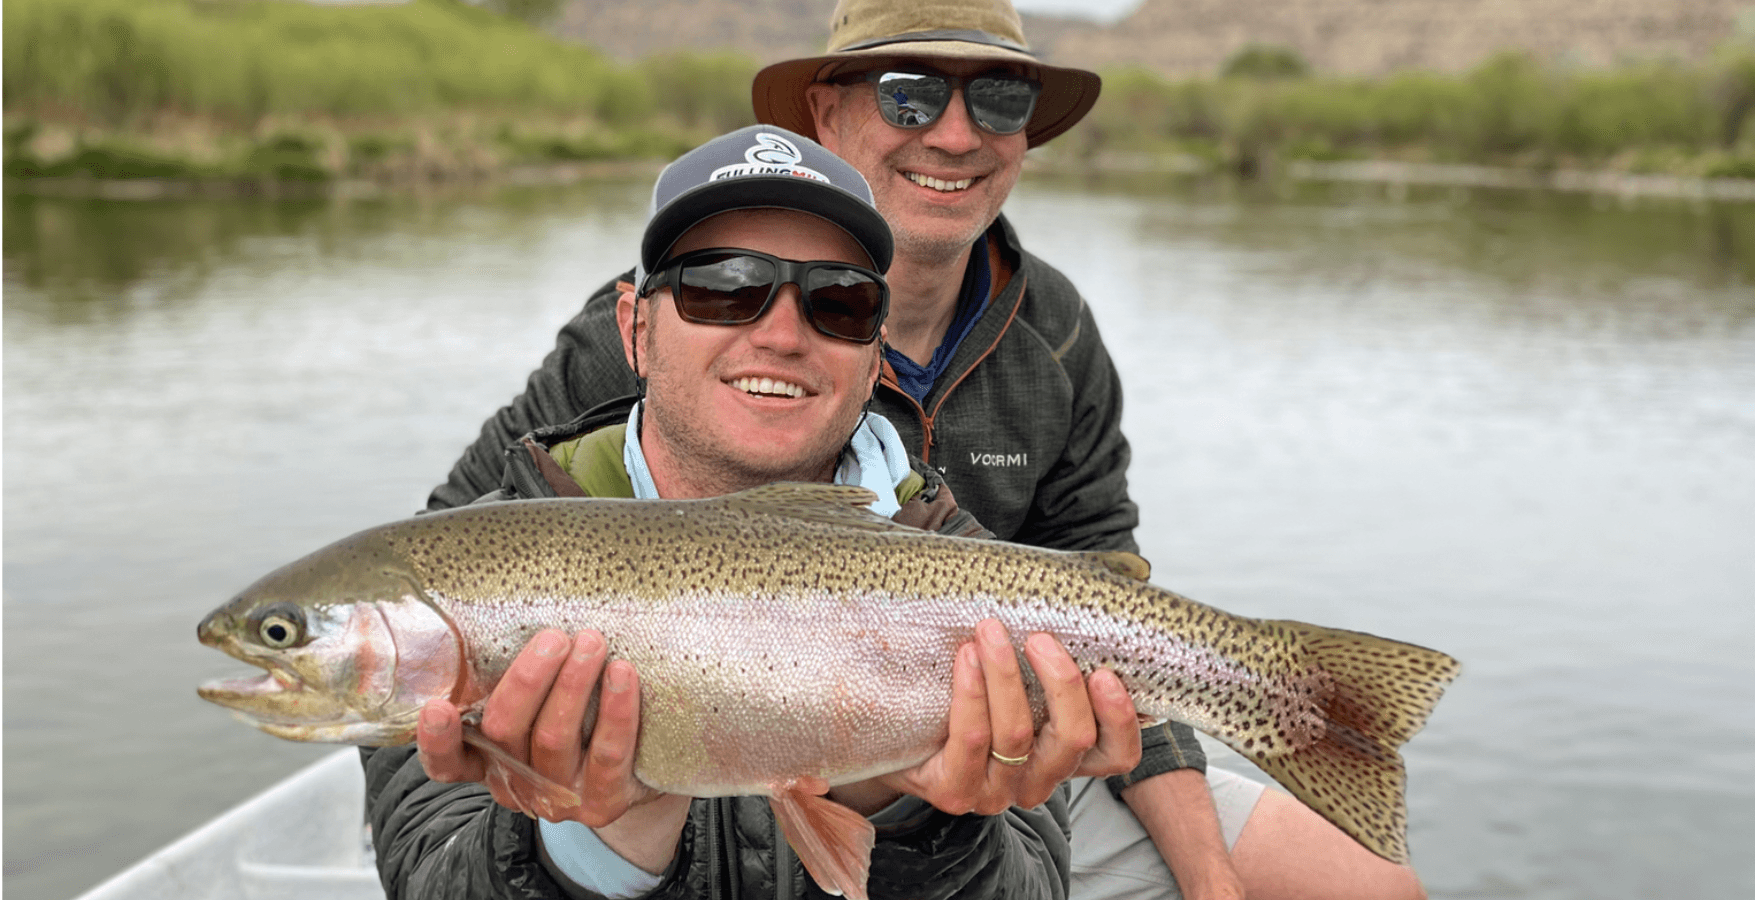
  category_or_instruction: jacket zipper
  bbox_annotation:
[774,815,795,900]
[879,273,1028,468]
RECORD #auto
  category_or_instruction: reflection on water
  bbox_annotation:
[6,176,1754,899]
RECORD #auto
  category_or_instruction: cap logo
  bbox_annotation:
[710,131,831,184]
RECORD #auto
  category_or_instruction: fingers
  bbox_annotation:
[528,632,609,788]
[479,629,573,764]
[1018,631,1098,806]
[975,620,1034,802]
[417,699,482,783]
[1074,668,1143,778]
[575,659,648,826]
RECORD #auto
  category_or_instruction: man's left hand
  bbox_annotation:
[873,618,1142,816]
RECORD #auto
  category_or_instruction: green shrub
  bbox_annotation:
[1221,44,1310,80]
[20,141,199,178]
[636,52,761,133]
[2,0,627,124]
[1705,155,1755,179]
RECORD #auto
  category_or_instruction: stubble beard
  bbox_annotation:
[881,158,1009,270]
[641,341,871,496]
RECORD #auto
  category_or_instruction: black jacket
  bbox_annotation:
[364,748,1073,900]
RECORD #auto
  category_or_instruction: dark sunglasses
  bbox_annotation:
[848,69,1043,136]
[641,249,889,344]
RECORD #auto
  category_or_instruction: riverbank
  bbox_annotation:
[7,0,1755,198]
[12,140,1754,205]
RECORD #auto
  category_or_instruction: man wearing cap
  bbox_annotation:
[364,125,1145,900]
[422,1,1427,898]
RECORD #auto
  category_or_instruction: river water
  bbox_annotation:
[5,174,1753,899]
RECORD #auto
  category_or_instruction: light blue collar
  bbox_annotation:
[622,401,910,517]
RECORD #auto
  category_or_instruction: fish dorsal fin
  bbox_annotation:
[1078,550,1152,581]
[714,482,918,533]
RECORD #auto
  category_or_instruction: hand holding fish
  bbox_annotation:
[417,629,665,826]
[847,620,1142,817]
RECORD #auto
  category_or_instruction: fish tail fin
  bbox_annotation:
[1229,621,1460,865]
[769,780,875,900]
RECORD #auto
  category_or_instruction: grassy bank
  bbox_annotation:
[6,0,1755,188]
[1054,48,1755,181]
[3,0,758,183]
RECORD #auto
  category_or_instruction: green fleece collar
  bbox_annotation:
[547,424,635,499]
[545,423,925,505]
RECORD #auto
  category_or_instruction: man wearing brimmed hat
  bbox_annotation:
[422,1,1427,898]
[365,124,1147,900]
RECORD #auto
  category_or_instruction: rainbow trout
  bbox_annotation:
[197,483,1459,897]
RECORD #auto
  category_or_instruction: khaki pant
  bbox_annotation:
[1067,768,1266,900]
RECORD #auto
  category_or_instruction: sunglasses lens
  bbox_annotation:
[804,267,886,342]
[675,253,776,323]
[873,72,951,128]
[967,76,1040,135]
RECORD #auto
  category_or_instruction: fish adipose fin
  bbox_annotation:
[769,780,876,900]
[1228,621,1461,865]
[461,726,583,819]
[716,483,914,533]
[1077,550,1152,581]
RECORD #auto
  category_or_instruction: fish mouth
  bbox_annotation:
[197,667,301,702]
[196,666,312,719]
[195,629,314,721]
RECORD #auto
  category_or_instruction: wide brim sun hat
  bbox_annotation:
[752,0,1101,149]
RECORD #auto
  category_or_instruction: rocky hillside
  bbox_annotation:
[553,0,1747,76]
[1058,0,1750,76]
[551,0,1099,65]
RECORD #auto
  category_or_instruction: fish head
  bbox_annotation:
[196,532,463,747]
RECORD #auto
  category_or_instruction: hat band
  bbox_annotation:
[837,29,1036,56]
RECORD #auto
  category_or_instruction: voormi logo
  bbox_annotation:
[970,452,1028,467]
[709,132,831,184]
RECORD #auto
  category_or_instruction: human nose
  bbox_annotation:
[745,284,812,352]
[920,87,983,154]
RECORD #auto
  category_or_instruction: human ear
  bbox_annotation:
[614,284,644,377]
[865,342,882,393]
[805,83,847,153]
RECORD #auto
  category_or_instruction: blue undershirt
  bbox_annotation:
[884,233,992,403]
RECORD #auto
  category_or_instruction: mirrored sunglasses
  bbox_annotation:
[641,249,889,344]
[853,69,1043,136]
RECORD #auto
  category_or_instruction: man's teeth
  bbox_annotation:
[905,172,974,192]
[734,377,804,398]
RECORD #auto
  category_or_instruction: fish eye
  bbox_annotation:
[252,603,306,649]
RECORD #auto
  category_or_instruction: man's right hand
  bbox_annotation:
[416,629,664,827]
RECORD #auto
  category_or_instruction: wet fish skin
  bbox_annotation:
[197,482,1459,876]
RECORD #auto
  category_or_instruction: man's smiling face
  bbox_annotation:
[623,207,883,496]
[806,58,1031,264]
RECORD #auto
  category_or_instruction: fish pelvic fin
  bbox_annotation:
[768,780,875,900]
[461,726,583,820]
[1230,621,1460,865]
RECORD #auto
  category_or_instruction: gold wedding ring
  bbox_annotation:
[989,749,1030,767]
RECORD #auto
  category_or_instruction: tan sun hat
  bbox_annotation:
[751,0,1101,149]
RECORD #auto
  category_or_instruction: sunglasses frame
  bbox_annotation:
[641,248,890,344]
[851,68,1044,136]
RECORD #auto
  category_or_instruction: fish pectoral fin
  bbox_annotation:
[1077,550,1152,581]
[768,780,875,900]
[462,726,583,819]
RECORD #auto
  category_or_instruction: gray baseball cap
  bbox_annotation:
[638,125,893,288]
